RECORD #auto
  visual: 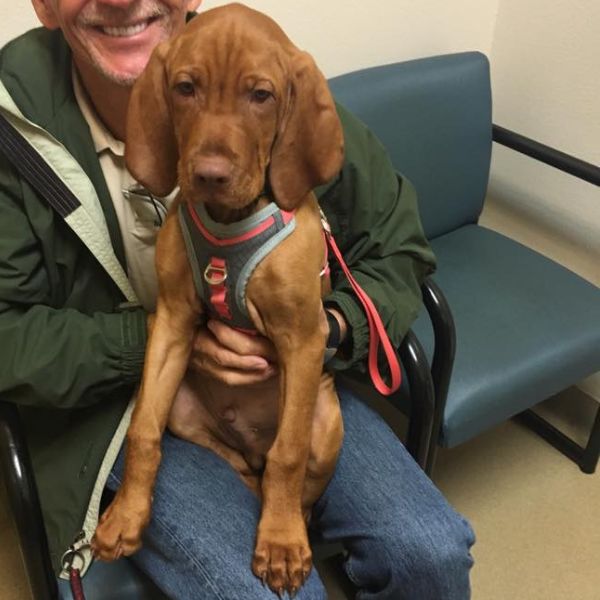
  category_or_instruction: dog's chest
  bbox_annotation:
[178,201,296,331]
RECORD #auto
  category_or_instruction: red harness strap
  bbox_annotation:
[204,256,232,320]
[320,210,402,396]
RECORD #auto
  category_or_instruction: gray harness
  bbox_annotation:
[178,201,296,331]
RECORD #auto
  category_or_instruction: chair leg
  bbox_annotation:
[581,406,600,473]
[516,405,600,474]
[425,437,440,477]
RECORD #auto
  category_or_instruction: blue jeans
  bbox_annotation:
[105,386,475,599]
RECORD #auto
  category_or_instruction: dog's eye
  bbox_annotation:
[175,81,195,97]
[251,89,273,104]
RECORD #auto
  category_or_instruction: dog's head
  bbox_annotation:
[125,3,344,215]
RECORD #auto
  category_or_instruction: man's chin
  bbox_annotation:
[99,66,141,87]
[90,55,150,86]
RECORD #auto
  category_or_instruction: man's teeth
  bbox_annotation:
[101,21,150,37]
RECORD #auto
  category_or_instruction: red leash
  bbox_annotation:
[320,210,402,396]
[69,568,86,600]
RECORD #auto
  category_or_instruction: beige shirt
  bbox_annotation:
[72,68,173,311]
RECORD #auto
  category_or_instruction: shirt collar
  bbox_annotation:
[72,64,125,157]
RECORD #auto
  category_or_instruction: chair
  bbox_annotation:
[329,52,600,475]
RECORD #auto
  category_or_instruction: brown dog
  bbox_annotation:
[92,3,345,595]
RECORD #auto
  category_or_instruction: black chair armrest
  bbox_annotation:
[337,326,435,472]
[0,400,59,600]
[420,277,457,473]
[492,124,600,186]
[399,329,435,469]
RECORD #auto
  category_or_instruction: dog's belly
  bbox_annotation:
[168,370,340,477]
[168,372,281,471]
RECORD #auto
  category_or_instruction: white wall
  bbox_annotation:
[1,1,501,76]
[199,0,501,77]
[0,2,37,47]
[486,0,600,285]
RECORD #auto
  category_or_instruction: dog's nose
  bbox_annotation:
[194,156,233,187]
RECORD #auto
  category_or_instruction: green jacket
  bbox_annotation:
[0,27,435,576]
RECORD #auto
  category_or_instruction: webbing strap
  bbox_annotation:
[205,256,232,320]
[0,112,79,218]
[0,111,138,303]
[320,210,402,395]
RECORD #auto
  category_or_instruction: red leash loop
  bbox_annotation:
[205,257,233,320]
[321,210,402,395]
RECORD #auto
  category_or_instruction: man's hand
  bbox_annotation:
[189,320,278,386]
[189,307,348,385]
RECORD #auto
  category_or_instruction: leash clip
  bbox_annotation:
[319,207,332,236]
[62,548,84,572]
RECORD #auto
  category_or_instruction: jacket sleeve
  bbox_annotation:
[318,103,436,372]
[0,158,147,409]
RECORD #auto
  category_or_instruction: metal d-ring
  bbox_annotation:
[204,264,228,285]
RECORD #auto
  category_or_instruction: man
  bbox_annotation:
[0,0,475,598]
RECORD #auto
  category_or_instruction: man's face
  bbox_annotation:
[32,0,201,86]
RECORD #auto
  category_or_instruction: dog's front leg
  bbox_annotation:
[250,291,326,595]
[93,213,199,561]
[92,298,196,561]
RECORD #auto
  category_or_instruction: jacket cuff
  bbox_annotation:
[119,308,148,384]
[324,292,369,372]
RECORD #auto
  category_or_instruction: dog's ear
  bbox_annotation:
[125,42,178,197]
[269,51,344,211]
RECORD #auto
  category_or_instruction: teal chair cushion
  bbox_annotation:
[411,225,600,447]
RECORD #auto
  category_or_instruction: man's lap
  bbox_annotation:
[102,385,474,599]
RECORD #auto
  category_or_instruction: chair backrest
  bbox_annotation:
[328,52,493,239]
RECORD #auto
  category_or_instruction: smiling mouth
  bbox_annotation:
[91,16,162,38]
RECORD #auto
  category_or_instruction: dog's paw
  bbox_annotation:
[91,492,151,561]
[252,515,312,595]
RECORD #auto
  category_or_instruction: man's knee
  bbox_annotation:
[393,513,475,598]
[347,512,475,599]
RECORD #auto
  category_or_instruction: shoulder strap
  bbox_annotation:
[0,110,138,303]
[0,111,80,218]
